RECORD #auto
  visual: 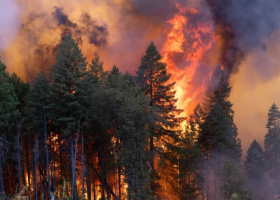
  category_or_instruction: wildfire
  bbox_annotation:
[161,3,216,120]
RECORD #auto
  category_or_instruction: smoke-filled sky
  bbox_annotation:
[2,0,280,155]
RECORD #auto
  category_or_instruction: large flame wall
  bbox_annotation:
[2,0,280,154]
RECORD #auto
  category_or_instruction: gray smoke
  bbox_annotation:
[0,0,20,51]
[225,0,280,52]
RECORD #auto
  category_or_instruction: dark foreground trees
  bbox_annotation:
[244,140,265,199]
[0,60,19,197]
[0,36,277,200]
[264,103,280,198]
[135,42,185,196]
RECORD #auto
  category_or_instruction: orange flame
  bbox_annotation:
[161,4,216,121]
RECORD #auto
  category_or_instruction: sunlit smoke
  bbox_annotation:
[0,0,20,52]
[2,0,280,154]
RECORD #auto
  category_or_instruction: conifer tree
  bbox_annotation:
[264,103,280,196]
[86,66,154,199]
[244,139,265,199]
[219,162,253,200]
[0,59,19,197]
[203,66,232,115]
[9,73,29,115]
[189,104,207,198]
[24,71,52,198]
[200,66,241,200]
[135,42,184,194]
[112,71,154,200]
[89,53,108,83]
[49,34,89,199]
[189,104,205,142]
[0,60,19,131]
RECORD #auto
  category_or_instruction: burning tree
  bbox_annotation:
[135,42,185,196]
[24,71,52,199]
[48,34,90,200]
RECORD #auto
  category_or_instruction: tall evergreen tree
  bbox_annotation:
[49,34,89,200]
[111,71,154,200]
[89,53,108,83]
[135,42,184,194]
[9,73,29,116]
[202,66,242,159]
[264,103,280,196]
[86,66,155,199]
[244,139,265,199]
[0,59,19,197]
[24,71,52,198]
[200,66,241,200]
[188,104,207,199]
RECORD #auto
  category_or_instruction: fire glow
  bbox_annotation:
[1,0,222,120]
[3,0,280,198]
[161,3,217,118]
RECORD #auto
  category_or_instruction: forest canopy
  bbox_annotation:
[0,35,277,200]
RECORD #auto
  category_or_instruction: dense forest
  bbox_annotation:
[0,34,279,200]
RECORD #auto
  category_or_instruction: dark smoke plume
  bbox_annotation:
[53,7,77,27]
[207,0,280,78]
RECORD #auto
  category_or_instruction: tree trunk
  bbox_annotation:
[100,140,105,200]
[50,137,56,193]
[20,138,26,196]
[118,139,121,200]
[0,156,4,197]
[25,136,31,193]
[93,179,96,200]
[33,157,38,200]
[43,99,51,200]
[16,123,21,192]
[81,131,85,199]
[59,139,63,185]
[86,169,91,200]
[70,132,78,199]
[206,154,209,200]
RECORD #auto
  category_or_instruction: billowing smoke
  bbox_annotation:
[0,0,20,51]
[207,0,280,78]
[206,0,280,153]
[1,0,280,153]
[1,2,109,80]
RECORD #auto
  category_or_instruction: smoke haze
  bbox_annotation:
[1,0,280,154]
[0,0,20,51]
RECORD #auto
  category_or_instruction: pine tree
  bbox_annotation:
[0,59,19,197]
[9,72,29,116]
[200,66,241,200]
[49,34,89,200]
[24,71,52,198]
[244,139,265,199]
[113,72,154,200]
[203,65,232,115]
[219,162,253,200]
[86,66,155,199]
[189,104,205,142]
[164,128,201,200]
[89,53,108,83]
[189,104,207,198]
[264,103,280,196]
[135,42,184,194]
[84,65,121,200]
